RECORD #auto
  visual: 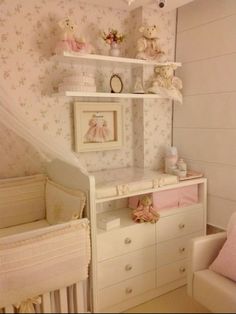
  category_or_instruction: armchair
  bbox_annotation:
[188,232,236,313]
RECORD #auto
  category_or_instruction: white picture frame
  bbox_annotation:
[74,102,123,152]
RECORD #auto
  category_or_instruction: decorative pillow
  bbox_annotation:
[45,179,86,225]
[227,211,236,236]
[209,225,236,282]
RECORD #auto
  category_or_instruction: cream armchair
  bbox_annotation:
[188,232,236,313]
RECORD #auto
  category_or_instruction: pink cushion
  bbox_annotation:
[153,185,198,210]
[209,225,236,282]
[128,185,198,210]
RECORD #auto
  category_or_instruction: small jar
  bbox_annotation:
[177,158,187,171]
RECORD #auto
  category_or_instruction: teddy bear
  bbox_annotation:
[136,24,165,61]
[132,195,160,224]
[148,65,183,103]
[54,17,93,55]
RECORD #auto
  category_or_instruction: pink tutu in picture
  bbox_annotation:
[84,117,110,143]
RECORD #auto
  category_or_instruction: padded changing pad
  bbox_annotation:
[91,167,178,199]
[0,219,49,238]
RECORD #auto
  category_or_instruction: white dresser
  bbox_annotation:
[88,167,207,313]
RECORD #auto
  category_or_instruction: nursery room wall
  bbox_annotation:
[0,0,176,179]
[174,0,236,229]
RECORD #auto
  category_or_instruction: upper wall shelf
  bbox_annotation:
[53,52,182,67]
[57,91,170,99]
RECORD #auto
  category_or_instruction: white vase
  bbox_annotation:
[109,42,120,57]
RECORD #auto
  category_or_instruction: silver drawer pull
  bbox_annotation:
[125,264,133,271]
[179,247,186,253]
[124,237,132,244]
[126,287,133,294]
[179,266,186,273]
[179,223,185,229]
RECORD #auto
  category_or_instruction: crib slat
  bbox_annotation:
[50,292,56,313]
[42,293,51,313]
[68,286,74,313]
[59,288,68,313]
[75,282,85,313]
[4,306,14,314]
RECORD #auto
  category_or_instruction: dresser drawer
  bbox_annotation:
[98,246,156,289]
[156,231,202,266]
[157,259,188,288]
[97,223,156,261]
[98,271,156,310]
[157,205,203,242]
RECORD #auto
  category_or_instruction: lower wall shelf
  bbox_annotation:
[57,91,167,99]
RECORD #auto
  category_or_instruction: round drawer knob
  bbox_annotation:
[126,287,133,294]
[124,237,132,244]
[179,266,186,273]
[179,223,185,229]
[179,247,186,253]
[125,264,133,271]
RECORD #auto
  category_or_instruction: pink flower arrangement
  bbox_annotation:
[102,28,125,45]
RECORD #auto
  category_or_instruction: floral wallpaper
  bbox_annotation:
[0,0,176,178]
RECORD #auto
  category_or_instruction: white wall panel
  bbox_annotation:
[178,53,236,96]
[174,93,236,129]
[178,0,236,32]
[208,196,236,229]
[177,14,236,63]
[173,128,236,166]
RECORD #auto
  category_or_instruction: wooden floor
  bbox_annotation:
[125,286,209,313]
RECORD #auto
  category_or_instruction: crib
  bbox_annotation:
[0,159,92,314]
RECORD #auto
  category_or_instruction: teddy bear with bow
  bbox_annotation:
[148,65,183,103]
[132,195,160,224]
[136,24,165,61]
[54,17,93,55]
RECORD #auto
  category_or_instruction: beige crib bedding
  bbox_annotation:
[0,219,49,238]
[0,218,91,308]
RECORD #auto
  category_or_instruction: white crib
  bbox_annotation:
[0,159,92,314]
[2,281,88,314]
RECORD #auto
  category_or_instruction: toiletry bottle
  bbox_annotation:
[165,146,178,174]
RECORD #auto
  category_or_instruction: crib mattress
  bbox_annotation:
[91,167,178,200]
[0,219,49,238]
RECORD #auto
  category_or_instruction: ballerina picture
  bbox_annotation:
[74,102,122,152]
[84,113,111,143]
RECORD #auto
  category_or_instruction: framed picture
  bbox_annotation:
[74,102,123,152]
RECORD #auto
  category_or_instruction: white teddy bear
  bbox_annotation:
[136,24,165,61]
[54,17,93,55]
[148,65,183,103]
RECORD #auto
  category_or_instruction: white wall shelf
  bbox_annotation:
[57,91,168,99]
[53,52,182,67]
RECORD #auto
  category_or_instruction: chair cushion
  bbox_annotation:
[0,175,46,229]
[45,179,86,225]
[194,269,236,313]
[209,225,236,282]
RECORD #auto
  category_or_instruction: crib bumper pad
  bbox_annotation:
[0,218,91,308]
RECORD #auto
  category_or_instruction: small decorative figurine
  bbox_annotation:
[148,65,183,103]
[133,76,145,94]
[84,114,110,143]
[132,195,160,223]
[136,24,165,61]
[54,17,93,55]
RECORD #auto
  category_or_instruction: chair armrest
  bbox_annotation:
[187,232,227,296]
